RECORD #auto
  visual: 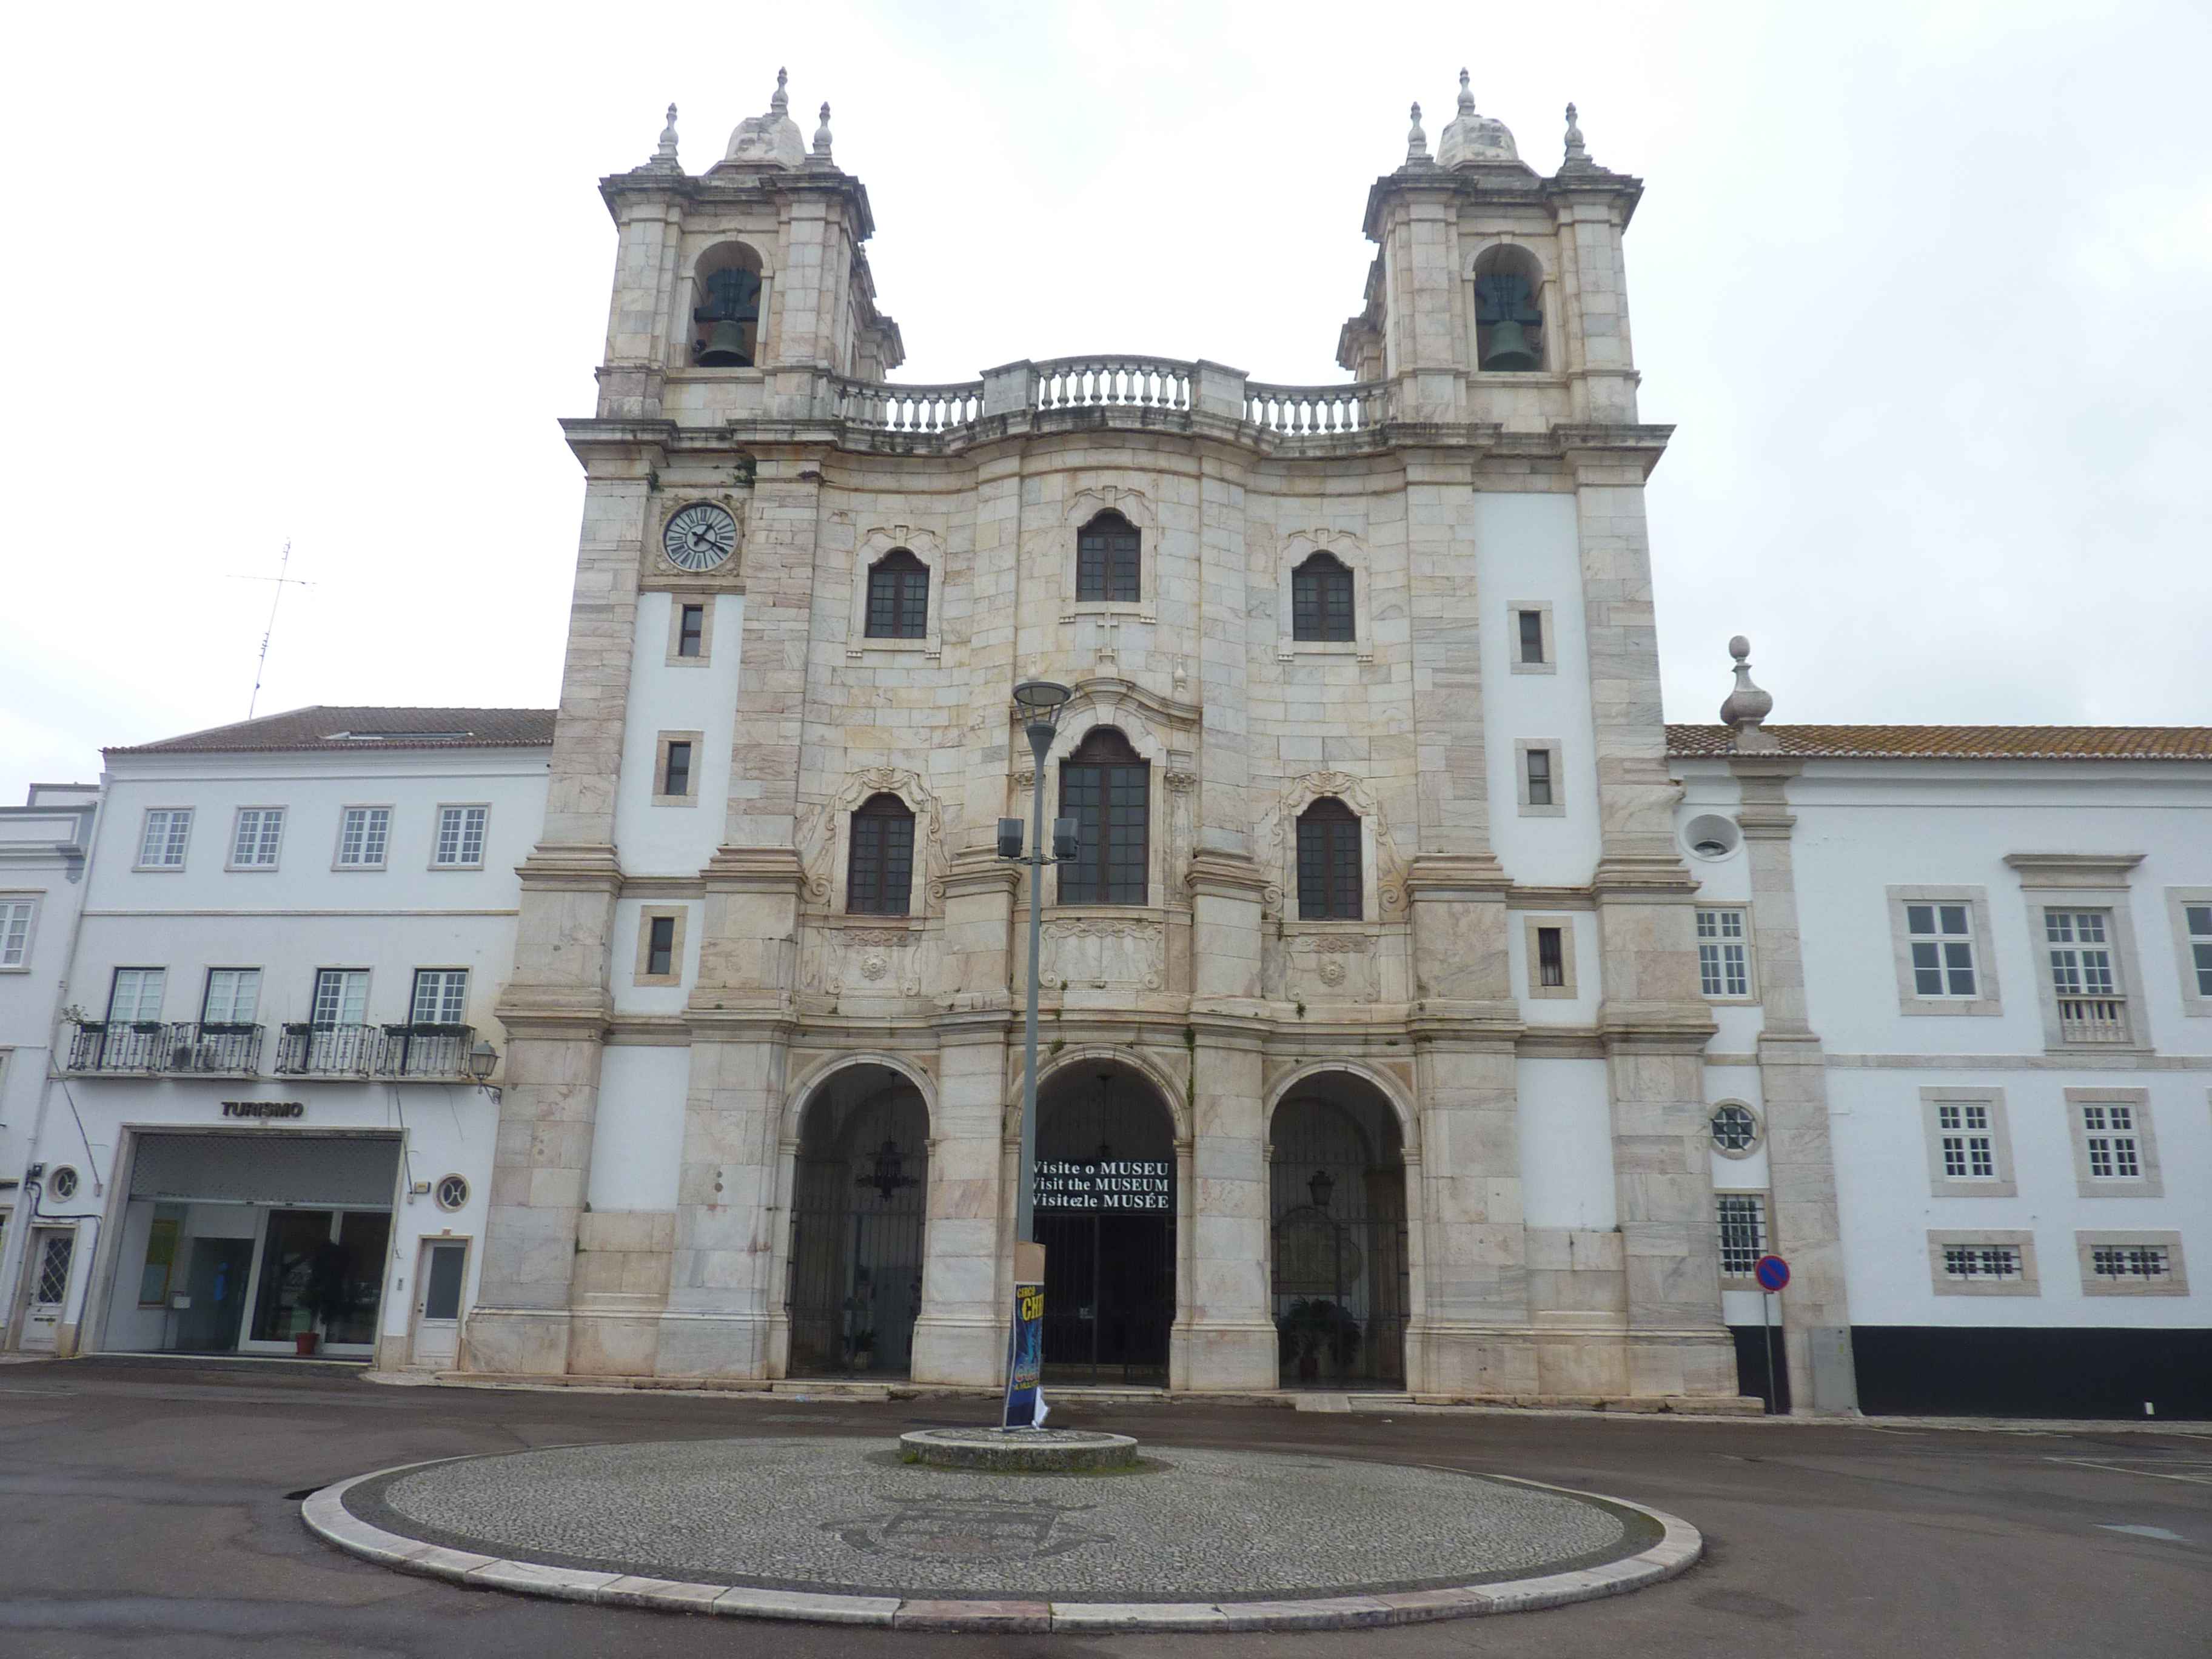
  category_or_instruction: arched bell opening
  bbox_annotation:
[1269,1076,1410,1388]
[1472,243,1547,374]
[1034,1062,1178,1385]
[690,241,765,367]
[785,1064,928,1378]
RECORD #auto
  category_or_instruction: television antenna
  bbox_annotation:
[228,541,313,719]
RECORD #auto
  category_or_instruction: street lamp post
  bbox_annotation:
[997,679,1074,1426]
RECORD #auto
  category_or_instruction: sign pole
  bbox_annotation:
[1761,1288,1777,1415]
[1752,1252,1791,1416]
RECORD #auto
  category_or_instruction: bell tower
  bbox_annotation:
[1340,72,1643,429]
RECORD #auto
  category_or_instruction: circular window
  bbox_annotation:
[50,1165,80,1200]
[1683,813,1741,860]
[435,1174,470,1212]
[1709,1103,1762,1158]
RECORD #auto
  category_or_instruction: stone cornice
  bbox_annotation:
[1589,854,1700,899]
[1185,849,1270,902]
[1403,853,1513,900]
[517,843,623,894]
[2002,851,2147,890]
[702,845,806,894]
[1595,999,1718,1048]
[560,418,676,477]
[598,164,876,241]
[1553,424,1675,480]
[1359,166,1645,242]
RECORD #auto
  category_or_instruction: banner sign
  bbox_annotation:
[1002,1281,1044,1429]
[1033,1158,1172,1213]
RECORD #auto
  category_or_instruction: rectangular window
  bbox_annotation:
[2045,909,2116,995]
[201,968,261,1025]
[2188,904,2212,997]
[229,808,285,868]
[677,603,706,658]
[1526,747,1553,806]
[1942,1244,2022,1282]
[2080,1101,2141,1179]
[433,806,488,868]
[646,914,676,977]
[1517,608,1545,664]
[107,967,167,1023]
[138,1204,186,1306]
[662,740,692,799]
[1937,1101,1996,1178]
[1695,908,1751,998]
[138,808,192,868]
[2090,1244,2169,1283]
[409,968,469,1025]
[1716,1193,1768,1278]
[336,806,391,868]
[0,897,35,967]
[1536,926,1565,987]
[310,968,370,1027]
[1905,902,1979,997]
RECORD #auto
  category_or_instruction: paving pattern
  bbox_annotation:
[345,1436,1651,1601]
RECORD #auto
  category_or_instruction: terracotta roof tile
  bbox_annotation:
[1666,725,2212,760]
[107,706,556,756]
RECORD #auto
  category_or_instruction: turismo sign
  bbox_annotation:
[1033,1158,1172,1212]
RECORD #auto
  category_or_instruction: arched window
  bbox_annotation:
[1291,552,1355,642]
[846,794,916,915]
[1076,511,1141,603]
[864,549,929,638]
[1472,245,1546,373]
[1059,728,1148,905]
[1296,797,1362,920]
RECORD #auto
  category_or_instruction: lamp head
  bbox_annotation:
[1011,679,1073,716]
[466,1040,499,1082]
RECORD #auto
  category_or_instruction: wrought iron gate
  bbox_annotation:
[1270,1092,1409,1387]
[785,1085,928,1376]
[1037,1208,1174,1385]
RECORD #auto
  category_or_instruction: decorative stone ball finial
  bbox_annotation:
[1457,68,1475,115]
[813,101,833,158]
[654,102,680,164]
[771,67,789,114]
[1720,634,1777,748]
[1406,101,1430,163]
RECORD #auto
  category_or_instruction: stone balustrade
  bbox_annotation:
[1032,355,1193,413]
[1245,380,1394,434]
[831,377,983,432]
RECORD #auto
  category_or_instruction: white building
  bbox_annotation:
[1671,669,2211,1416]
[0,708,549,1370]
[0,782,101,1344]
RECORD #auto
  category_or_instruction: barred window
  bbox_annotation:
[1290,552,1355,642]
[1942,1245,2022,1282]
[1295,797,1361,920]
[1059,728,1148,905]
[1696,908,1751,997]
[864,549,930,639]
[846,794,916,916]
[1716,1193,1767,1278]
[1076,511,1141,603]
[2090,1245,2170,1282]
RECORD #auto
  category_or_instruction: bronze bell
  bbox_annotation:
[696,320,752,367]
[1480,318,1539,372]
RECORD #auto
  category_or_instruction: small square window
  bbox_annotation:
[432,806,488,868]
[1889,890,2001,1016]
[1922,1088,2016,1196]
[2066,1089,2160,1198]
[336,806,392,869]
[138,808,193,868]
[229,807,286,869]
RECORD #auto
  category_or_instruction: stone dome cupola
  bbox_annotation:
[1436,70,1529,173]
[719,68,807,170]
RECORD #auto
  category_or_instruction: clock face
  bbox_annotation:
[663,503,738,572]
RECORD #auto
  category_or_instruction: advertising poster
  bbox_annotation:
[1001,1281,1044,1429]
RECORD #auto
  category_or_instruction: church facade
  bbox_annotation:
[458,75,1761,1406]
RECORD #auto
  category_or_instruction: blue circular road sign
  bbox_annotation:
[1754,1254,1791,1292]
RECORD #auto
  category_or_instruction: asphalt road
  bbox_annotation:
[1,1358,2204,1658]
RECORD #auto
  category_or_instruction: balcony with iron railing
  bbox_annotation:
[377,1024,474,1079]
[828,357,1399,449]
[272,1021,478,1078]
[65,1021,266,1076]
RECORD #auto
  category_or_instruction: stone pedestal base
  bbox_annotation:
[458,1307,575,1376]
[1171,1319,1278,1392]
[1413,1325,1740,1401]
[900,1428,1140,1473]
[910,1314,1007,1387]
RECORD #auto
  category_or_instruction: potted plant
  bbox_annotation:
[1276,1298,1362,1383]
[297,1242,351,1356]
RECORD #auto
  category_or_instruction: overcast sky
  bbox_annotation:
[4,1,2207,799]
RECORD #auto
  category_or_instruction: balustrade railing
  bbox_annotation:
[276,1022,380,1076]
[1245,380,1392,434]
[67,1022,166,1072]
[2057,996,2131,1044]
[1033,356,1192,413]
[65,1021,266,1074]
[377,1024,474,1079]
[833,377,983,433]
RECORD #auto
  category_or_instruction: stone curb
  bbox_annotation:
[300,1458,1702,1634]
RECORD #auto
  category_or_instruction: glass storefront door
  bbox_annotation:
[244,1208,390,1354]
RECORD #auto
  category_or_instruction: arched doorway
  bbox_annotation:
[1034,1064,1176,1385]
[1269,1076,1409,1388]
[785,1065,929,1378]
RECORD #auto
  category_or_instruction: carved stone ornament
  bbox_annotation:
[859,953,888,980]
[1040,917,1164,991]
[1011,769,1036,793]
[1257,772,1410,919]
[1164,769,1196,794]
[794,766,951,914]
[1318,960,1346,987]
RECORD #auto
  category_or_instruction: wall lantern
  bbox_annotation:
[466,1040,500,1083]
[1308,1167,1336,1211]
[859,1138,918,1202]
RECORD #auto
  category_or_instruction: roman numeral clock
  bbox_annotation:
[662,502,737,572]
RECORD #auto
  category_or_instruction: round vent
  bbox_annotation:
[1683,814,1741,860]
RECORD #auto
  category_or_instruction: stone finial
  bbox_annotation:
[1456,69,1475,116]
[1405,101,1430,164]
[652,102,680,167]
[771,67,789,115]
[1721,635,1778,751]
[812,101,834,159]
[1560,101,1595,172]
